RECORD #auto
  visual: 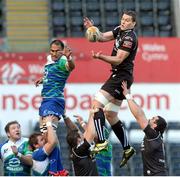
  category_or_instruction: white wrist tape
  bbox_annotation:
[125,94,133,100]
[80,122,86,127]
[46,122,52,127]
[17,152,22,158]
[68,56,73,61]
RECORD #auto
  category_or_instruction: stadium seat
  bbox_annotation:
[130,157,143,175]
[159,30,171,37]
[170,158,180,176]
[159,24,172,31]
[129,142,143,175]
[91,16,101,26]
[106,16,120,27]
[171,168,180,176]
[128,121,144,143]
[53,16,65,26]
[167,143,180,175]
[139,0,153,11]
[157,0,170,11]
[141,27,155,36]
[113,165,130,176]
[158,24,172,37]
[105,12,119,26]
[86,0,100,11]
[167,121,180,130]
[140,14,154,26]
[122,0,135,10]
[69,10,82,17]
[168,143,180,157]
[53,26,67,37]
[52,1,65,11]
[70,26,84,37]
[166,121,180,142]
[105,25,115,31]
[69,11,83,31]
[104,0,117,11]
[158,15,170,26]
[70,16,82,26]
[86,11,101,25]
[112,143,131,176]
[69,0,82,11]
[58,126,73,176]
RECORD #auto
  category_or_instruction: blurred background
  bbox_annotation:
[0,0,180,175]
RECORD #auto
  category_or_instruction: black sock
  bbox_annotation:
[111,120,130,150]
[94,108,106,143]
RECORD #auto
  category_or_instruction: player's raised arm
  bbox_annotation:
[121,81,148,129]
[63,46,75,71]
[83,17,114,42]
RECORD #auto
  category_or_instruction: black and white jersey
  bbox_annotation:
[111,26,138,80]
[141,125,168,176]
[71,139,98,176]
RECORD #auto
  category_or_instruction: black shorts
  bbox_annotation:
[101,73,133,100]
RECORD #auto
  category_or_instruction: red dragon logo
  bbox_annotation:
[0,63,25,84]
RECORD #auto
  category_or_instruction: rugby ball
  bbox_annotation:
[85,26,101,42]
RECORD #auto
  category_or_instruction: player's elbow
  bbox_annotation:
[69,64,75,71]
[51,138,58,145]
[71,64,75,70]
[48,136,57,147]
[135,110,146,122]
[114,57,123,65]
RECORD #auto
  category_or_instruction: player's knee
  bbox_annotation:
[94,92,109,106]
[103,110,111,120]
[104,103,119,119]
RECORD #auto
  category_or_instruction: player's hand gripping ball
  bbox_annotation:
[85,26,101,42]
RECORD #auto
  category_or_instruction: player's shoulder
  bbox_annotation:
[58,56,69,71]
[33,147,47,161]
[127,29,137,38]
[60,55,67,61]
[124,30,137,42]
[114,25,121,31]
[15,137,30,148]
[45,55,55,65]
[21,137,29,143]
[112,25,121,33]
[0,139,9,149]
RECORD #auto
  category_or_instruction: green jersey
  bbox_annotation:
[42,55,70,98]
[0,137,32,176]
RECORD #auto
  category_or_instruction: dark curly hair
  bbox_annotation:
[29,132,42,151]
[66,129,81,149]
[50,39,64,50]
[155,116,167,135]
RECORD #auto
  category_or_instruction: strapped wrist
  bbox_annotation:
[67,56,73,61]
[80,121,86,127]
[81,122,86,127]
[46,122,52,127]
[125,94,133,100]
[17,152,22,158]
